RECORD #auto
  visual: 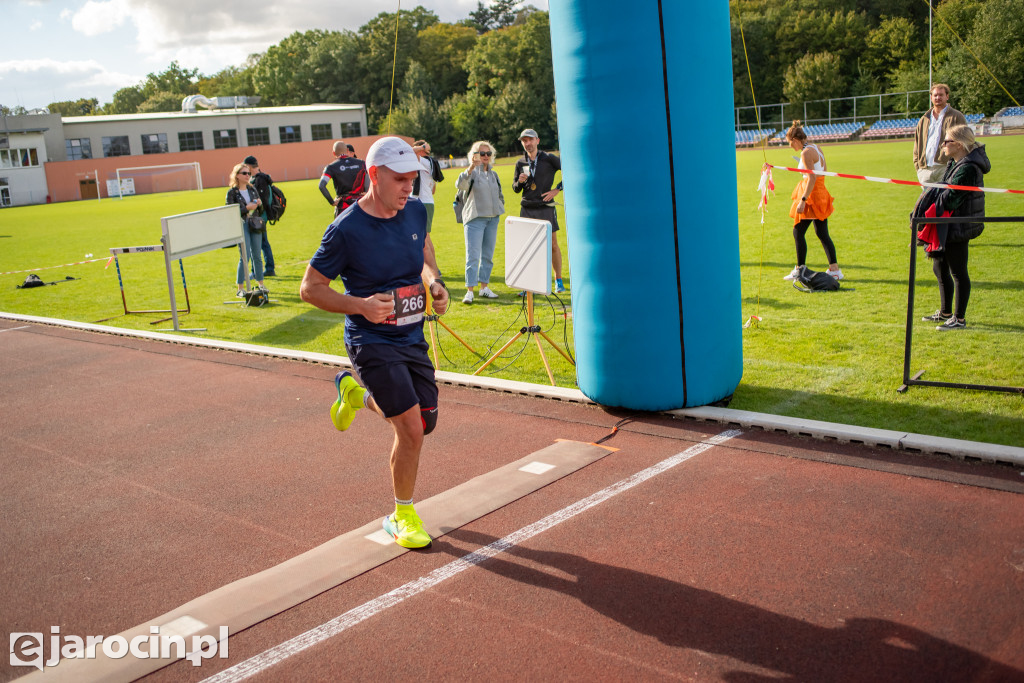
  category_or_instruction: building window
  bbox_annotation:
[66,138,92,160]
[141,133,168,155]
[102,136,131,157]
[278,125,302,144]
[178,131,204,152]
[246,127,270,146]
[213,129,238,149]
[0,148,40,167]
[0,177,9,207]
[340,122,361,137]
[311,123,332,141]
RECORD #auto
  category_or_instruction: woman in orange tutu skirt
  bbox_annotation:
[783,121,844,281]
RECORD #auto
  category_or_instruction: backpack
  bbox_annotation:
[244,288,269,307]
[266,185,286,224]
[16,274,77,289]
[793,266,840,293]
[252,173,285,225]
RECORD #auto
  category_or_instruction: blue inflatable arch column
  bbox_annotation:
[549,1,743,410]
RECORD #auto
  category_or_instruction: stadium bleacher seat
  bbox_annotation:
[734,128,777,147]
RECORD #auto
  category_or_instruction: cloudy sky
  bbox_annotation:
[1,0,516,110]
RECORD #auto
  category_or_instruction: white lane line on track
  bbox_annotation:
[202,429,742,683]
[0,325,31,333]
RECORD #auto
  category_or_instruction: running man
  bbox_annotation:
[319,141,367,216]
[300,137,449,549]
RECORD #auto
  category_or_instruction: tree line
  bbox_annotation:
[17,0,1022,155]
[733,0,1023,123]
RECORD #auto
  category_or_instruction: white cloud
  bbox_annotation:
[0,58,141,105]
[2,0,485,107]
[70,0,130,36]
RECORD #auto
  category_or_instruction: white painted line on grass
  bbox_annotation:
[201,429,742,683]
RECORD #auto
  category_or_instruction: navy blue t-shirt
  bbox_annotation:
[309,199,428,346]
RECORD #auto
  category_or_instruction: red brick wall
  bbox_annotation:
[42,135,409,203]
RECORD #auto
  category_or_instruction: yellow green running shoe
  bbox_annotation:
[329,371,365,431]
[383,509,432,549]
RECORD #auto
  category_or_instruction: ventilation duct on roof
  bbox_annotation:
[181,95,262,113]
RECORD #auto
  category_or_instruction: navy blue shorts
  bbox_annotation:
[346,341,438,419]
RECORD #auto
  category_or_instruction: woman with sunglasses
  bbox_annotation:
[919,124,991,331]
[226,162,266,297]
[456,140,505,304]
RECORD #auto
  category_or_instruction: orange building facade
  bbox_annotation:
[44,135,396,203]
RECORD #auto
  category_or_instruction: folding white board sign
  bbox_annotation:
[504,216,552,295]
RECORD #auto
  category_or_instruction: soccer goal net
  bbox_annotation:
[110,162,203,198]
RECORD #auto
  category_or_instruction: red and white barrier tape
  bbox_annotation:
[1,256,110,277]
[766,164,1024,195]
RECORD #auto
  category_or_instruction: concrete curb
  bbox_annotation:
[3,311,1021,468]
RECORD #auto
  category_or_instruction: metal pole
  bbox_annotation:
[902,218,917,389]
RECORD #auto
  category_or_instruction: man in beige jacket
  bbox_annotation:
[913,83,967,184]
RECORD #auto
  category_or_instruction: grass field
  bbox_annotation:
[1,138,1022,447]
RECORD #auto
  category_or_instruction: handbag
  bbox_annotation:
[452,177,474,224]
[247,215,266,233]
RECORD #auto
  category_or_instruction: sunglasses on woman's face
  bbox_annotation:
[238,171,251,175]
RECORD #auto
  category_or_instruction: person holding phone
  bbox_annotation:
[456,140,504,304]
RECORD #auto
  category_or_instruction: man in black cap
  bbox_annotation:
[512,128,565,292]
[244,155,276,276]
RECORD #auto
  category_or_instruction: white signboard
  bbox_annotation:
[106,177,135,197]
[505,216,552,295]
[161,204,243,260]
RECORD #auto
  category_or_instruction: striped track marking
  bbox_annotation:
[202,429,742,683]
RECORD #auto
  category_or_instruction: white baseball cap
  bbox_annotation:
[365,137,423,174]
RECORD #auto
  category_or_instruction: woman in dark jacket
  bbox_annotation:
[225,162,265,296]
[920,124,990,330]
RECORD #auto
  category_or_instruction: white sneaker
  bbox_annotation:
[478,286,498,299]
[783,266,801,281]
[828,268,844,281]
[462,290,474,304]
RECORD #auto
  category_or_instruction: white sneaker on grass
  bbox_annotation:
[783,266,802,281]
[478,286,498,299]
[462,290,474,304]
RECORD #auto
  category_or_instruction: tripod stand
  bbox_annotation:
[425,286,478,367]
[473,292,574,386]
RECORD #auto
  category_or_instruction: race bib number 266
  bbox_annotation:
[385,283,426,325]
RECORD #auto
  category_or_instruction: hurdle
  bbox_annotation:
[101,245,191,324]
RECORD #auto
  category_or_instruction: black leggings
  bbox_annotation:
[794,219,838,266]
[932,240,971,319]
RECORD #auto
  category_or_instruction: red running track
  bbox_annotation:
[1,319,1022,682]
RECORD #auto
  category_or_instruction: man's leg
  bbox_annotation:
[552,238,563,283]
[387,405,424,501]
[262,231,275,275]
